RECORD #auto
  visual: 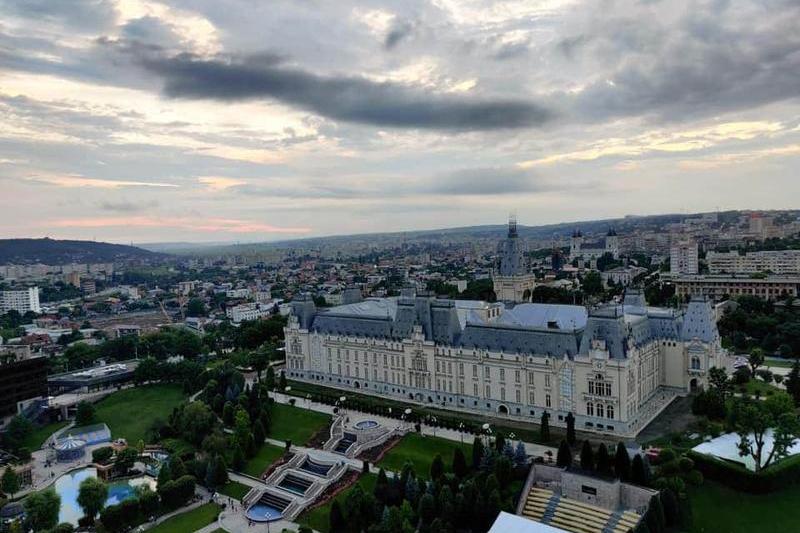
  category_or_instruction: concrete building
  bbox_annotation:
[670,240,699,274]
[671,274,799,301]
[493,216,536,302]
[80,279,96,295]
[284,287,726,438]
[601,266,647,287]
[570,229,619,261]
[0,287,41,314]
[515,464,654,533]
[707,249,800,275]
[226,302,275,323]
[0,346,48,417]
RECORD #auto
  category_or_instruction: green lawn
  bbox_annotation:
[21,421,69,451]
[269,403,331,445]
[690,481,800,533]
[218,480,251,501]
[765,359,794,369]
[378,432,472,478]
[242,443,285,478]
[739,379,782,397]
[93,385,185,444]
[299,474,377,533]
[148,503,221,533]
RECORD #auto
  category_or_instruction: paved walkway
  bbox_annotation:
[267,391,557,459]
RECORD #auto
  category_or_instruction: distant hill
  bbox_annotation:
[0,238,167,265]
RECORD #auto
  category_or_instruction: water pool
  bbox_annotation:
[246,503,283,522]
[354,420,379,430]
[54,467,156,525]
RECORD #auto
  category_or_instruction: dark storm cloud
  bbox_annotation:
[384,19,414,49]
[0,0,117,31]
[100,200,159,213]
[137,52,553,131]
[562,1,800,122]
[121,16,183,49]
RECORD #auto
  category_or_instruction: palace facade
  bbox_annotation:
[284,287,727,437]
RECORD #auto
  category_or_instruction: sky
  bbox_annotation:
[1,0,800,244]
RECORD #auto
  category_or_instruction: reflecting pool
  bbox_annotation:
[54,467,156,525]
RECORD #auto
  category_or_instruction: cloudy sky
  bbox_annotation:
[2,0,800,243]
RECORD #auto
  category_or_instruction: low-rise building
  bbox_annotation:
[707,249,800,275]
[226,302,275,323]
[670,274,799,301]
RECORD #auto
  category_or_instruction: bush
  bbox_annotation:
[92,446,114,464]
[688,450,800,493]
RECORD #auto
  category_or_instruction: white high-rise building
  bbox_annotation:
[0,287,41,314]
[670,241,699,274]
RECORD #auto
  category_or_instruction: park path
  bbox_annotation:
[266,390,557,460]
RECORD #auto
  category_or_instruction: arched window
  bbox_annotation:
[587,402,594,417]
[597,404,605,418]
[607,405,614,419]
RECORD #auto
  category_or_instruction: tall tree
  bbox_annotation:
[430,454,444,481]
[329,500,345,533]
[471,437,484,470]
[1,467,20,499]
[748,348,765,375]
[631,454,650,486]
[786,359,800,406]
[75,401,96,426]
[595,443,612,476]
[24,488,61,532]
[77,477,108,522]
[615,443,631,481]
[452,448,468,479]
[556,440,572,467]
[730,392,800,472]
[580,440,595,471]
[540,411,551,443]
[565,412,576,446]
[707,366,732,400]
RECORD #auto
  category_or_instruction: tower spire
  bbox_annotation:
[508,211,518,238]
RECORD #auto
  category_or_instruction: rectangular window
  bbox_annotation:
[473,365,478,378]
[545,394,551,408]
[500,368,505,382]
[515,370,521,384]
[485,385,490,398]
[516,390,521,403]
[529,391,535,405]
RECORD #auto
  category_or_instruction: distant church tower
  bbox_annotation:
[493,215,536,302]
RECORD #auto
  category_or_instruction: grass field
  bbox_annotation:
[21,421,69,451]
[378,432,472,478]
[94,385,185,444]
[269,403,331,445]
[690,482,800,533]
[299,474,377,533]
[148,503,220,533]
[218,480,251,501]
[242,443,285,478]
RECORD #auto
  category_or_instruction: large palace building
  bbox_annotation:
[284,233,727,438]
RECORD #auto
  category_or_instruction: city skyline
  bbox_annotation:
[2,0,800,242]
